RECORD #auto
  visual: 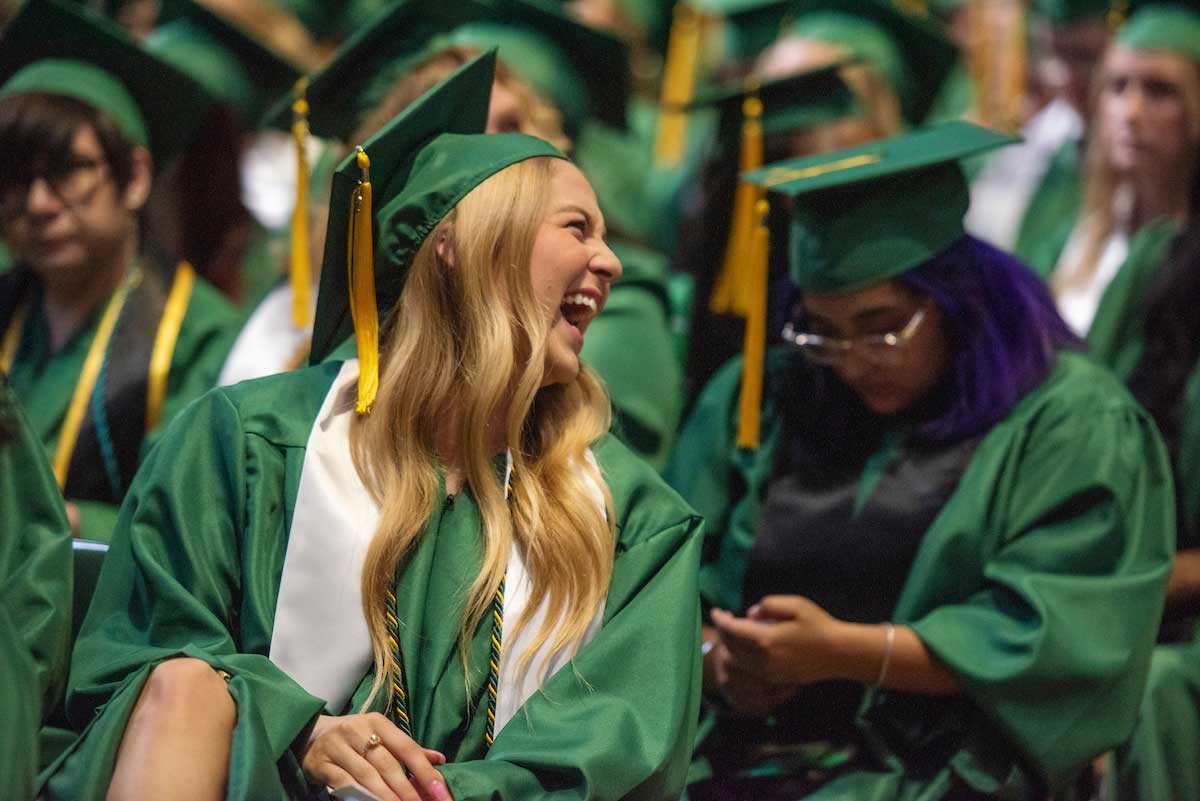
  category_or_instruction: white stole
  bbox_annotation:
[269,359,606,733]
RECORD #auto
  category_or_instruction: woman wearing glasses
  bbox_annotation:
[667,123,1174,800]
[0,0,237,541]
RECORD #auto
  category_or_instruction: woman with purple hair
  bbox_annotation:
[666,122,1175,801]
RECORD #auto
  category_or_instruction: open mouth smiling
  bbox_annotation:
[560,290,602,333]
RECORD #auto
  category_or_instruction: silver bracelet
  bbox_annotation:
[874,623,896,688]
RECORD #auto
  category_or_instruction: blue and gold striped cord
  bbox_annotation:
[484,578,505,747]
[384,588,413,737]
[385,466,514,749]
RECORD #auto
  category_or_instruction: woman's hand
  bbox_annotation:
[302,713,452,801]
[706,635,800,716]
[711,595,846,686]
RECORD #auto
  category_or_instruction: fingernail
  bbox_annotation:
[429,779,451,801]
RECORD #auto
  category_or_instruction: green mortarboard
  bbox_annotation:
[1116,2,1200,61]
[1030,0,1112,23]
[267,0,629,141]
[743,121,1017,293]
[785,0,958,126]
[687,61,861,144]
[310,50,567,372]
[147,0,301,125]
[0,0,216,167]
[267,0,391,42]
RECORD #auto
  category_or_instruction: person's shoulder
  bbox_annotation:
[214,361,345,447]
[1016,351,1143,422]
[182,271,241,328]
[590,434,702,549]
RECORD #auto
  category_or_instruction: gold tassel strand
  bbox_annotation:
[653,3,702,167]
[735,198,770,450]
[348,147,379,413]
[710,92,764,316]
[290,77,312,328]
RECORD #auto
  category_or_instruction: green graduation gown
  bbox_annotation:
[1084,218,1181,381]
[665,348,1174,799]
[0,379,73,800]
[43,359,704,801]
[1012,138,1083,280]
[0,266,238,541]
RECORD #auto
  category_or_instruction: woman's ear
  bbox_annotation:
[122,146,154,212]
[435,225,456,268]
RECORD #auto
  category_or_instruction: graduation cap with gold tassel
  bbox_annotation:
[727,121,1016,447]
[309,49,569,412]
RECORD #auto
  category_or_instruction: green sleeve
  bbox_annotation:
[439,505,704,801]
[907,397,1174,790]
[44,390,326,801]
[0,382,72,797]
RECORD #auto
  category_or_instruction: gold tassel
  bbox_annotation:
[653,3,702,167]
[710,93,764,316]
[735,198,770,450]
[290,77,312,328]
[1108,0,1129,32]
[348,147,379,414]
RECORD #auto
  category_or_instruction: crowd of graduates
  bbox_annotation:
[1,0,1199,798]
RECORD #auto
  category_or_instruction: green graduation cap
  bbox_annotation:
[310,49,567,411]
[1116,2,1200,61]
[0,0,217,168]
[744,120,1018,293]
[685,0,794,62]
[686,60,861,143]
[266,0,630,141]
[783,0,958,126]
[146,0,302,125]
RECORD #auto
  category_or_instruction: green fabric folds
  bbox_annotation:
[43,362,703,800]
[0,379,73,800]
[666,349,1174,798]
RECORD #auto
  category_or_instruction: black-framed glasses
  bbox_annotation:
[0,157,109,221]
[782,306,928,367]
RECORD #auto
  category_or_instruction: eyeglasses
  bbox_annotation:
[0,157,109,222]
[782,306,928,367]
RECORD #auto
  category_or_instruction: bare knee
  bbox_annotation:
[138,657,235,723]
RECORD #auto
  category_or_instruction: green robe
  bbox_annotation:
[2,270,238,541]
[43,361,704,800]
[0,379,73,800]
[583,239,683,471]
[665,348,1173,799]
[1012,139,1083,280]
[1084,218,1181,381]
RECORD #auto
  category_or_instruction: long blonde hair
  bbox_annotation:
[1055,46,1200,293]
[349,157,615,709]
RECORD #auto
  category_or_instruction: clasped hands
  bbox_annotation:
[302,713,453,801]
[705,594,847,716]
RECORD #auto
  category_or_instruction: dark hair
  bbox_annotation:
[898,235,1082,443]
[0,91,137,194]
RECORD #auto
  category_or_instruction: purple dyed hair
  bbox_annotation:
[896,235,1082,443]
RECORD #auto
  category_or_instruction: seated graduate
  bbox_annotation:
[1046,1,1200,378]
[225,0,685,470]
[0,376,73,801]
[664,122,1175,800]
[43,53,704,801]
[0,0,239,541]
[1113,219,1200,801]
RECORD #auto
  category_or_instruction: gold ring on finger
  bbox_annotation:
[362,733,382,756]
